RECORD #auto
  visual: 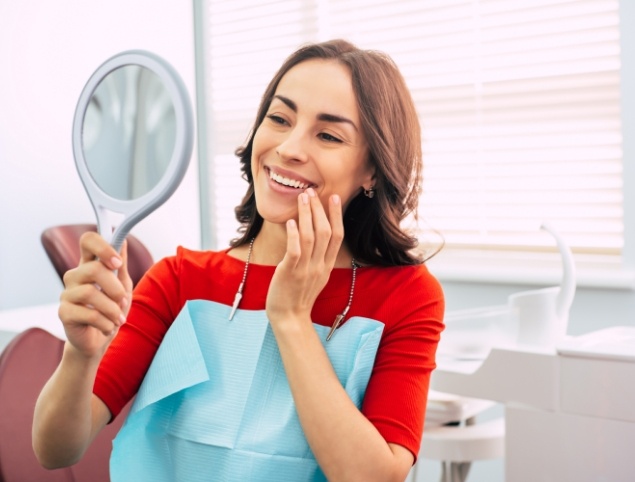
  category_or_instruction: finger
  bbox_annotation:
[62,282,126,324]
[60,289,124,335]
[79,231,123,270]
[118,239,133,288]
[65,259,128,302]
[296,190,314,264]
[62,268,127,327]
[283,218,301,268]
[307,188,332,263]
[325,194,344,267]
[60,303,120,337]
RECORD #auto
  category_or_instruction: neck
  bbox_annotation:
[251,220,354,268]
[251,222,287,265]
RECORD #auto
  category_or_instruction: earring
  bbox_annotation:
[363,187,375,198]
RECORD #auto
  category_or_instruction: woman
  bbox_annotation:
[33,39,444,482]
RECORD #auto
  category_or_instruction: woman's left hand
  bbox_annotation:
[266,188,344,328]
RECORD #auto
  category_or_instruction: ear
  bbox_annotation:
[362,170,376,192]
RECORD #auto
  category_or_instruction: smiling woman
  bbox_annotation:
[33,40,444,482]
[248,59,373,243]
[233,42,425,267]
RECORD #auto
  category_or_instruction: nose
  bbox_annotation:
[276,126,309,164]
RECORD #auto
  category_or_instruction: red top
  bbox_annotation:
[94,247,444,460]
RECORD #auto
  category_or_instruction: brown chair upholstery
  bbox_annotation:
[41,224,154,287]
[0,328,132,482]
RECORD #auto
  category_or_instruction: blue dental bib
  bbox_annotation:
[110,300,383,482]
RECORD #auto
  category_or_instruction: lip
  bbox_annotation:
[265,166,317,190]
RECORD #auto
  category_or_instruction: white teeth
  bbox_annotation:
[269,170,308,189]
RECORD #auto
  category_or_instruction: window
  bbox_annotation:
[195,0,632,287]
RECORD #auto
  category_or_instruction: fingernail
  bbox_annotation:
[120,297,128,309]
[300,193,309,204]
[287,219,296,229]
[306,187,316,197]
[332,194,340,205]
[111,257,123,269]
[119,314,127,324]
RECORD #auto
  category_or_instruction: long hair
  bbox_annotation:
[231,39,425,266]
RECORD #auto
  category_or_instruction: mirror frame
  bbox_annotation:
[72,50,194,251]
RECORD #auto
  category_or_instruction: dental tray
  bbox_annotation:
[556,326,635,362]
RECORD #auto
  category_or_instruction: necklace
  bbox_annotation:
[228,238,358,342]
[228,238,255,321]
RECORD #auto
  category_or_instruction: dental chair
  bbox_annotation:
[41,223,154,287]
[0,327,132,482]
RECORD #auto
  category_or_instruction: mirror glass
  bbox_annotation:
[72,50,194,251]
[82,65,176,200]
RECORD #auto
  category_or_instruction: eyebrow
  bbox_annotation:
[273,95,359,132]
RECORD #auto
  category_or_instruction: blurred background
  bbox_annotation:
[0,1,633,480]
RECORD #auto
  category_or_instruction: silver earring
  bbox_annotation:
[363,187,375,198]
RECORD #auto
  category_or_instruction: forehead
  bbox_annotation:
[274,59,359,119]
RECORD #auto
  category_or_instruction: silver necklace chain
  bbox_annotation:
[326,259,357,341]
[228,238,358,341]
[228,237,254,321]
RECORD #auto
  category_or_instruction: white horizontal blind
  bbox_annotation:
[203,0,623,255]
[205,0,320,248]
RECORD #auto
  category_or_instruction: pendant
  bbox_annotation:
[228,289,243,321]
[326,304,350,342]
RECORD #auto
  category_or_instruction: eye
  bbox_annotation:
[266,114,288,126]
[318,132,343,143]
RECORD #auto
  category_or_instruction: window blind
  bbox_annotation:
[201,0,623,261]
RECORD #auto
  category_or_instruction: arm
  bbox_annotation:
[32,233,132,468]
[266,189,414,482]
[273,323,414,482]
[33,347,113,468]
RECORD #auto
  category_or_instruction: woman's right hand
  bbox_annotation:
[58,231,133,360]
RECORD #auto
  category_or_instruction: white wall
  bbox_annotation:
[0,1,200,310]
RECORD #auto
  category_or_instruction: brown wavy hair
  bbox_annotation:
[231,39,425,266]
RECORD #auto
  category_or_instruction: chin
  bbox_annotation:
[255,203,298,226]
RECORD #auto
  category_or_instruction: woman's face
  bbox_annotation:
[251,59,374,225]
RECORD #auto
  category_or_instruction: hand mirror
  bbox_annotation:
[72,50,194,251]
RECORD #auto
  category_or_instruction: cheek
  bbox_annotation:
[343,188,362,209]
[324,183,360,210]
[250,129,266,175]
[252,129,263,158]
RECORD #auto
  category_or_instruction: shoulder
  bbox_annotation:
[137,247,244,299]
[174,245,230,265]
[359,263,444,300]
[134,246,247,315]
[148,246,240,277]
[352,262,444,332]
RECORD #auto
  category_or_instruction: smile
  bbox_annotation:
[267,168,314,190]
